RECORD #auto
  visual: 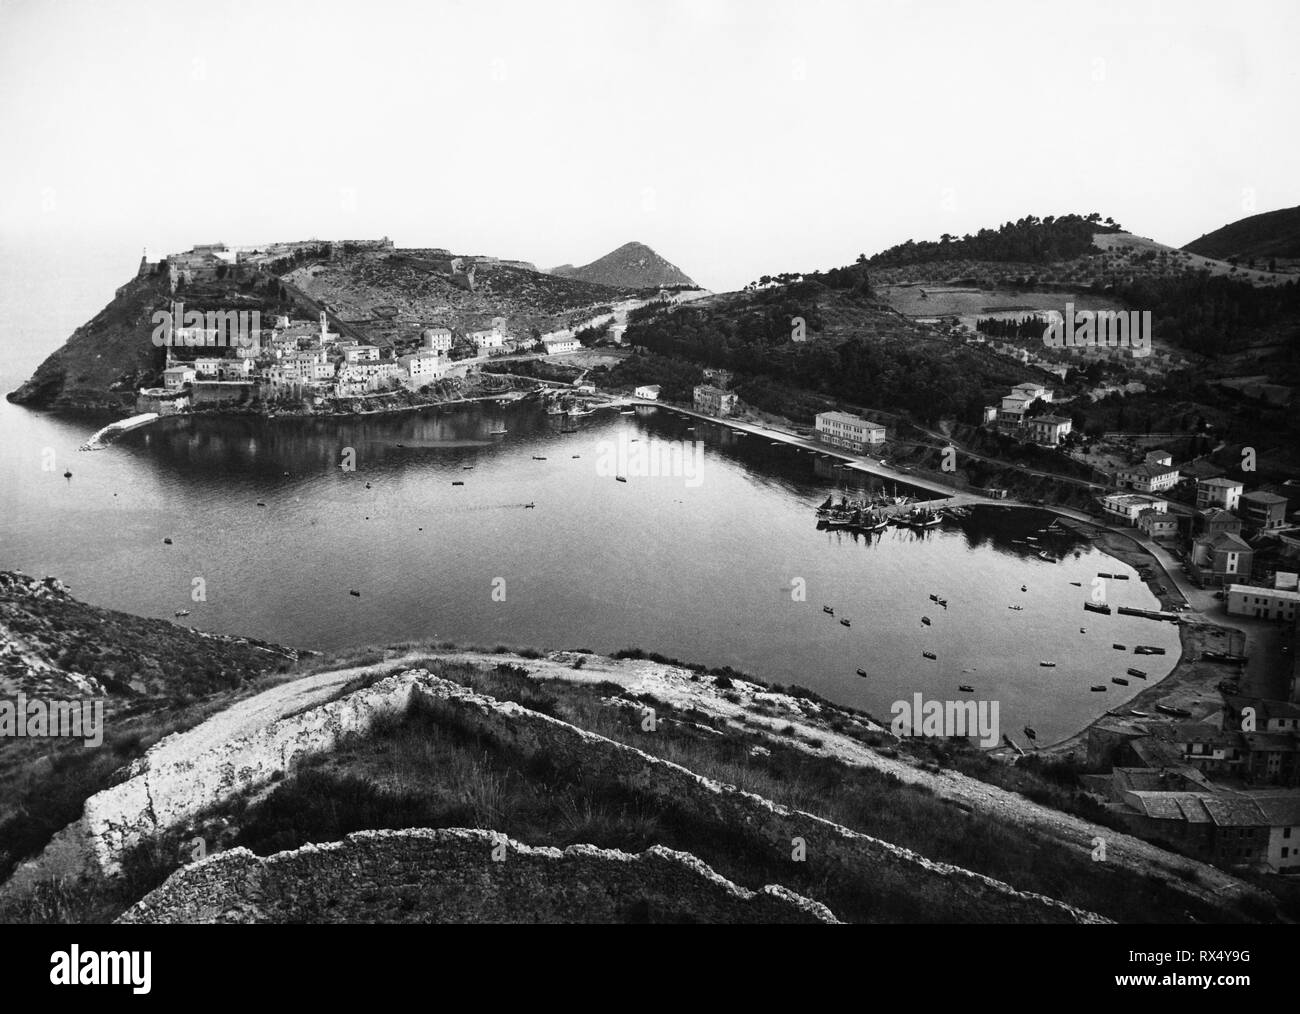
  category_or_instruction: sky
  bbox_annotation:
[0,0,1297,293]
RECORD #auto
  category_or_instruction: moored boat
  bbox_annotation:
[1090,684,1107,692]
[1112,677,1129,686]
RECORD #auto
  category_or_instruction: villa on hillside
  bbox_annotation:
[1114,460,1181,494]
[1198,477,1245,512]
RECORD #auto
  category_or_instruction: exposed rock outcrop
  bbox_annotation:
[118,829,838,924]
[2,665,1110,923]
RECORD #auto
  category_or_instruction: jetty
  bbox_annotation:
[80,413,160,451]
[1116,606,1181,622]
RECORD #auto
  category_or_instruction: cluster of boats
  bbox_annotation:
[815,495,955,532]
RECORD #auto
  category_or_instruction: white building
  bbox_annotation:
[815,411,886,452]
[1102,493,1168,525]
[344,345,381,363]
[337,361,400,391]
[162,365,195,390]
[1114,461,1181,494]
[541,335,581,355]
[421,327,453,353]
[1226,584,1300,622]
[192,357,225,379]
[634,385,661,400]
[1023,414,1073,446]
[1197,477,1244,512]
[400,350,448,384]
[469,329,505,352]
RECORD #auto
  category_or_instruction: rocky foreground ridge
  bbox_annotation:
[2,638,1281,924]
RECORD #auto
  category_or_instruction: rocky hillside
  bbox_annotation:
[1183,205,1300,263]
[0,570,303,701]
[6,242,628,412]
[551,241,696,288]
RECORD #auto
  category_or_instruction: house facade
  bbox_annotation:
[693,385,738,417]
[1197,477,1244,512]
[814,411,887,452]
[1241,491,1288,530]
[1102,493,1167,525]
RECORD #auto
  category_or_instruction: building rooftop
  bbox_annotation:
[1201,531,1252,552]
[1119,461,1180,478]
[1242,491,1288,506]
[1228,583,1300,603]
[1030,414,1071,425]
[816,411,883,427]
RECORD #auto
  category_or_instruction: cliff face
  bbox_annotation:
[6,273,172,411]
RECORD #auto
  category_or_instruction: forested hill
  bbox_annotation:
[1183,206,1300,262]
[867,213,1126,267]
[621,281,1033,425]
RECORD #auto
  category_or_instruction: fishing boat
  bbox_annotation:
[840,618,851,627]
[63,469,72,478]
[489,428,508,435]
[532,455,548,460]
[1039,661,1056,667]
[1098,572,1113,579]
[855,668,867,677]
[1080,627,1087,633]
[921,616,931,626]
[1112,677,1129,686]
[1134,645,1166,655]
[1129,710,1150,718]
[816,495,835,516]
[615,475,627,483]
[936,598,948,608]
[174,609,190,618]
[922,651,937,660]
[929,594,940,602]
[1070,581,1082,587]
[524,503,535,509]
[958,684,974,693]
[1008,605,1023,611]
[349,589,361,598]
[1038,552,1055,562]
[1113,574,1129,580]
[1020,584,1027,592]
[1156,704,1192,717]
[823,606,834,615]
[163,537,173,545]
[452,481,464,486]
[1113,643,1126,650]
[1090,684,1107,692]
[1084,602,1112,614]
[1127,668,1147,678]
[1023,726,1037,741]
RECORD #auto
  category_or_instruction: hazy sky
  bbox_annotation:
[1,0,1296,291]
